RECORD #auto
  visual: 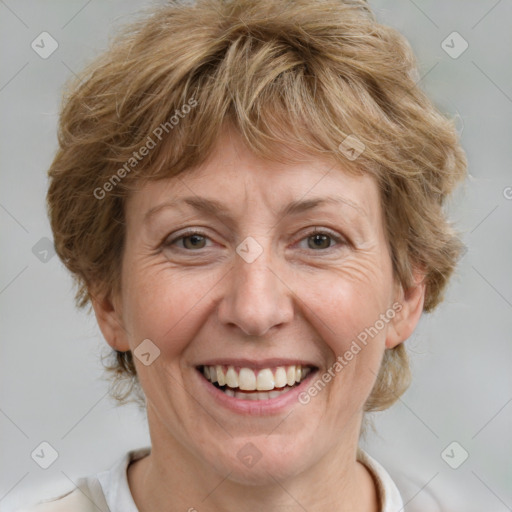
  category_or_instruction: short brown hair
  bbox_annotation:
[47,0,467,410]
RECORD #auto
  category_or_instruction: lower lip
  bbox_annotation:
[195,368,318,415]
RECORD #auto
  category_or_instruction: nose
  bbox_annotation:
[217,242,294,337]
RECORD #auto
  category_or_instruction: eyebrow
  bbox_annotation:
[143,195,367,224]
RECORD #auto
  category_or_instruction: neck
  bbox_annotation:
[128,407,379,512]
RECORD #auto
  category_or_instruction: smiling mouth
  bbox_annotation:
[197,364,316,401]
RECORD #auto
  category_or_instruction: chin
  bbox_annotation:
[202,435,317,486]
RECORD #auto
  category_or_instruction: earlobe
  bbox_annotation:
[90,290,130,352]
[385,271,426,349]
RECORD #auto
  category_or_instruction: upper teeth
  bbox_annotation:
[203,365,311,391]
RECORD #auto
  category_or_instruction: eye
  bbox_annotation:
[164,229,212,251]
[163,227,347,253]
[297,228,347,251]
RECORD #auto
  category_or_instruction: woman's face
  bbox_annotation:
[102,128,419,484]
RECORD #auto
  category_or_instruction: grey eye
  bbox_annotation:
[307,233,333,250]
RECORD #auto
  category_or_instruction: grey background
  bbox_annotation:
[1,1,511,510]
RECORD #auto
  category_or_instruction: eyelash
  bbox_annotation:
[164,227,347,253]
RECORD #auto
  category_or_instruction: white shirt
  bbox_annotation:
[18,446,434,511]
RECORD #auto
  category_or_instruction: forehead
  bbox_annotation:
[126,129,381,226]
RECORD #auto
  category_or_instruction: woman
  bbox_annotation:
[21,0,467,510]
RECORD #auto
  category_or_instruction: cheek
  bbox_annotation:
[296,259,394,408]
[301,259,393,353]
[298,280,389,412]
[121,262,223,357]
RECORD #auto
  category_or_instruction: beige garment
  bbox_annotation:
[18,446,442,512]
[16,477,110,512]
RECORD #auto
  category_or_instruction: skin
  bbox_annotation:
[93,126,425,512]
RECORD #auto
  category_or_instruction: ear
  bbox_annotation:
[90,289,130,352]
[385,269,426,349]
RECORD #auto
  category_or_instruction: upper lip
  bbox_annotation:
[196,358,318,370]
